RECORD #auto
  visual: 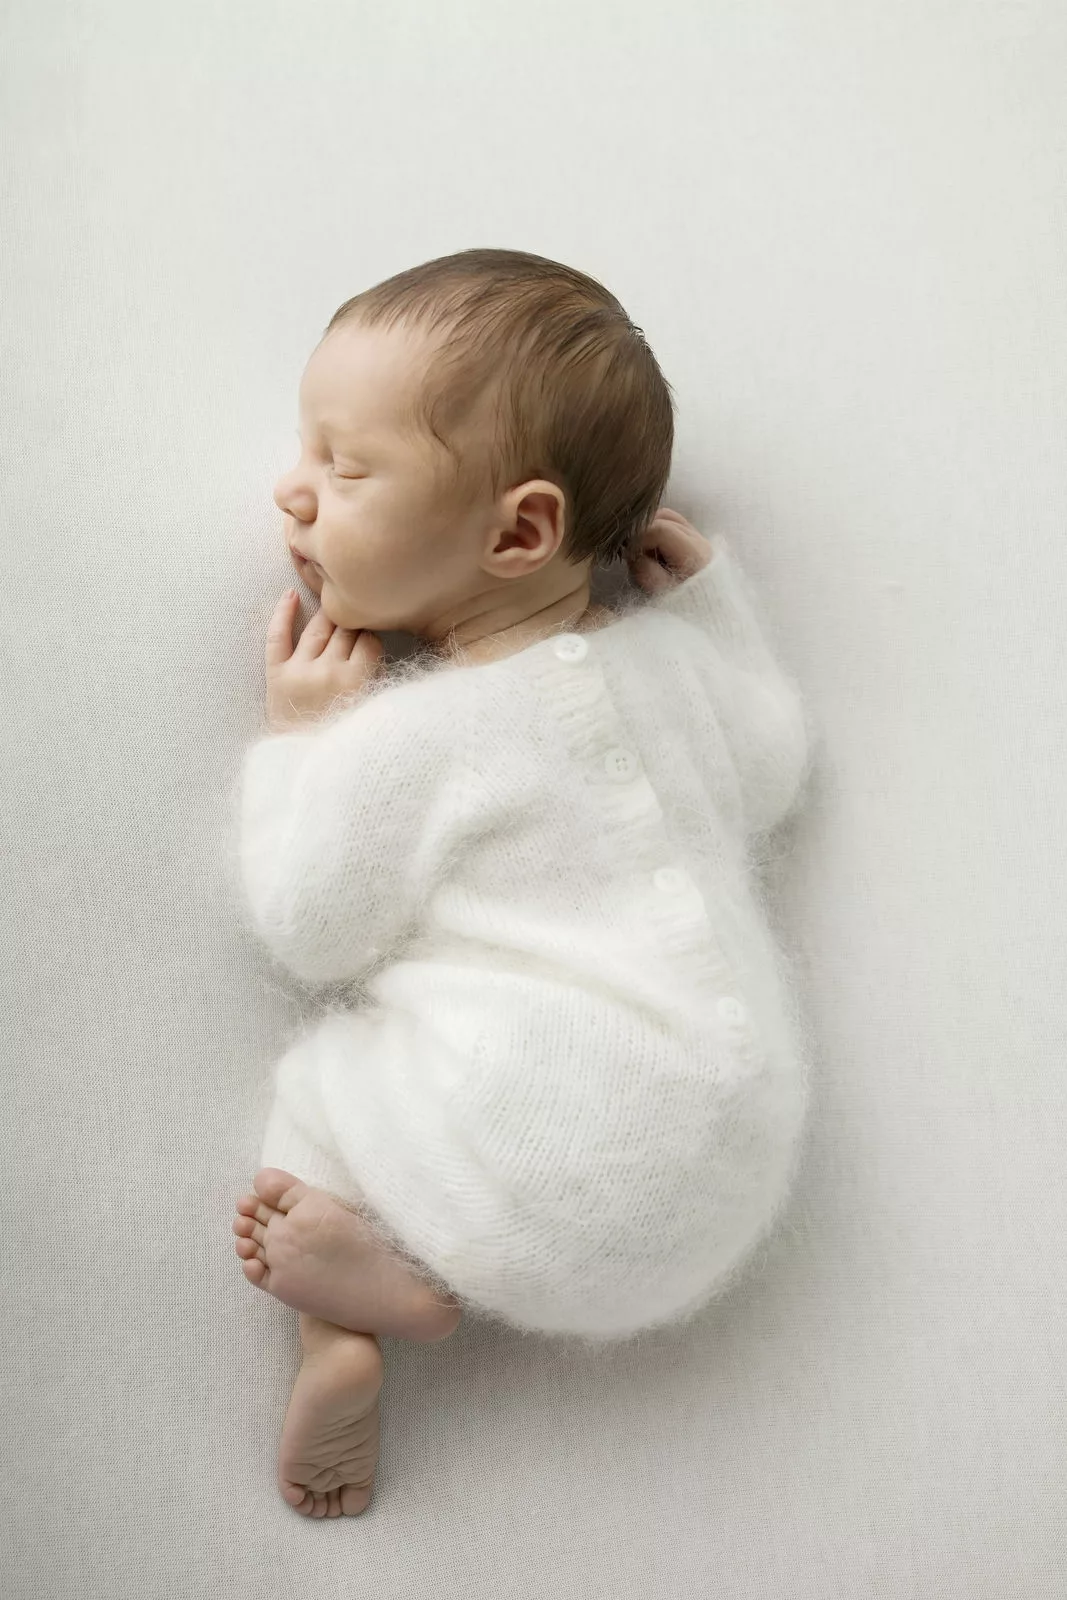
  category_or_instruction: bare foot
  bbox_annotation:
[233,1167,462,1343]
[277,1312,383,1517]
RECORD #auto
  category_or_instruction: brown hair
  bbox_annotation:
[323,248,675,568]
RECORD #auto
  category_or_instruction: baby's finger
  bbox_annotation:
[264,589,298,666]
[646,520,707,576]
[293,602,337,657]
[350,630,385,666]
[630,553,673,594]
[321,621,359,656]
[650,509,705,547]
[355,620,383,652]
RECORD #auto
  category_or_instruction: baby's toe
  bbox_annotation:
[241,1256,269,1289]
[232,1214,268,1247]
[254,1167,308,1212]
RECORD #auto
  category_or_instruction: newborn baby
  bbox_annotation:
[229,248,814,1518]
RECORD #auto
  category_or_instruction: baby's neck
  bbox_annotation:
[445,594,614,667]
[438,579,614,665]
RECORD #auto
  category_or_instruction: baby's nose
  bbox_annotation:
[274,469,315,522]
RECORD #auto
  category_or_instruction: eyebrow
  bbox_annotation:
[296,420,343,439]
[297,421,364,452]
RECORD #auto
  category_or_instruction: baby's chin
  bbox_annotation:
[293,557,425,637]
[316,584,409,640]
[292,565,423,641]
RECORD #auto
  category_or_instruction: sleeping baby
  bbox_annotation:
[228,247,815,1519]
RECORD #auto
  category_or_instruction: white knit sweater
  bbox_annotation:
[233,535,816,1342]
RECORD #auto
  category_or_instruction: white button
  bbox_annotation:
[653,867,687,893]
[604,747,639,781]
[718,996,747,1025]
[552,633,589,663]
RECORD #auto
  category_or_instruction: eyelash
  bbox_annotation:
[292,442,361,480]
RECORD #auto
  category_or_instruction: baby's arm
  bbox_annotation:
[631,509,813,836]
[236,682,454,986]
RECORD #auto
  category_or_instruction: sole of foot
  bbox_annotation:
[278,1314,384,1518]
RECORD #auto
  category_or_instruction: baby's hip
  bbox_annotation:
[362,955,697,1062]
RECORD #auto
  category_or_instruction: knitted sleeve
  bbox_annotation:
[651,536,814,836]
[236,680,461,986]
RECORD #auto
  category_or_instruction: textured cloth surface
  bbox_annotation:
[233,541,815,1338]
[5,5,1067,1597]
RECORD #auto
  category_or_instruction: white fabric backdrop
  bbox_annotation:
[3,2,1066,1595]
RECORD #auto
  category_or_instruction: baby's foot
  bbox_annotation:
[277,1312,382,1517]
[232,1167,462,1343]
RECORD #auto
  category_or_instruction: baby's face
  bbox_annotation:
[274,322,493,636]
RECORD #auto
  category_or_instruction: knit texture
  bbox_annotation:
[230,535,817,1342]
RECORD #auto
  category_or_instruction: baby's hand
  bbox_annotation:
[265,590,385,734]
[628,508,714,596]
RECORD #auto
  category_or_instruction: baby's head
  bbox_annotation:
[274,248,675,647]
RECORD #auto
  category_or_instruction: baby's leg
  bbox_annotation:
[233,1167,462,1343]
